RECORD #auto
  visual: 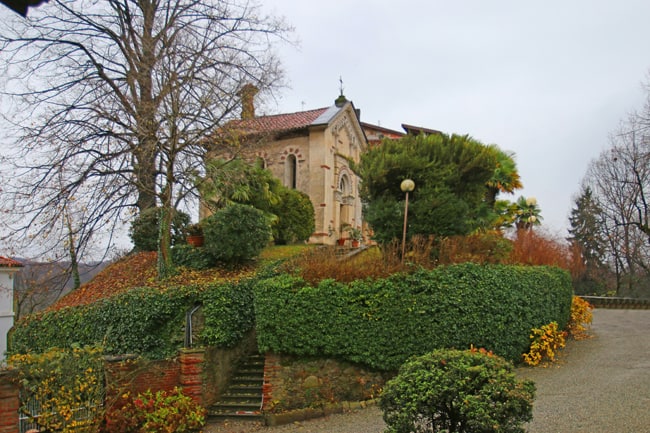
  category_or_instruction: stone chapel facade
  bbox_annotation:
[203,92,368,246]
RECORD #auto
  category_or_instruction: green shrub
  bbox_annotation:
[254,263,573,369]
[271,189,315,244]
[380,349,535,433]
[129,207,191,252]
[10,287,196,359]
[171,244,214,270]
[202,204,272,264]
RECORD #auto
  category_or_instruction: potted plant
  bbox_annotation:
[338,223,351,246]
[348,227,363,248]
[186,223,204,247]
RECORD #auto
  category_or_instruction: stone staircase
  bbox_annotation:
[208,353,265,421]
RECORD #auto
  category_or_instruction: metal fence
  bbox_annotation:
[18,392,103,433]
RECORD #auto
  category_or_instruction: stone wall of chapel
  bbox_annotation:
[308,108,365,245]
[307,128,330,244]
[260,135,310,194]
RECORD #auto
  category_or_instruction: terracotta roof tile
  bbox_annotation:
[0,256,23,267]
[226,107,329,135]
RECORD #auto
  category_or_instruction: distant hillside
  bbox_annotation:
[48,252,158,311]
[14,258,109,319]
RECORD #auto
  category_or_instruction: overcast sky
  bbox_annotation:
[262,0,650,235]
[2,0,650,252]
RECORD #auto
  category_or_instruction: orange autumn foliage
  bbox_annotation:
[49,252,255,311]
[507,229,574,270]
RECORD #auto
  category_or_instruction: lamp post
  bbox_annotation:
[400,179,415,263]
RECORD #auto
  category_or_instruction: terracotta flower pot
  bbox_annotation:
[187,235,204,247]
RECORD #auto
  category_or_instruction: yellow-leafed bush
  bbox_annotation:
[9,346,104,433]
[566,296,594,340]
[522,322,566,366]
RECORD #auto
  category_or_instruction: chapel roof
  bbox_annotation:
[0,256,23,267]
[225,107,330,135]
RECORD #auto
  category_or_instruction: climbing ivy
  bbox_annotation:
[10,277,257,359]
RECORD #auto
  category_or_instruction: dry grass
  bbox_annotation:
[288,230,578,286]
[438,231,512,265]
[285,236,437,285]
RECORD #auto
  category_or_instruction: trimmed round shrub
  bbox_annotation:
[129,207,191,252]
[202,204,272,264]
[380,348,535,433]
[272,189,315,244]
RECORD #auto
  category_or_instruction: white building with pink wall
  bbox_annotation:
[0,256,22,362]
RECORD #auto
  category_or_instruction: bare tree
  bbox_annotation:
[583,114,650,296]
[0,0,290,276]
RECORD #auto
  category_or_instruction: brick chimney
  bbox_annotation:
[239,84,259,120]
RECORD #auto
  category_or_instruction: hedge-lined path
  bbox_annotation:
[205,309,650,433]
[519,308,650,433]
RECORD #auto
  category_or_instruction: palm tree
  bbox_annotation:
[485,145,523,207]
[514,196,543,230]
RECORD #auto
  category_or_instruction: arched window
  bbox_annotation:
[285,154,297,189]
[339,173,352,198]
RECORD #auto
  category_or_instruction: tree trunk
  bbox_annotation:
[134,145,158,212]
[157,205,174,279]
[65,211,81,290]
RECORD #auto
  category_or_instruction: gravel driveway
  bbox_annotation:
[205,308,650,433]
[519,308,650,433]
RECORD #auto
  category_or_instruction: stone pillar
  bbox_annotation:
[179,349,205,406]
[0,370,19,433]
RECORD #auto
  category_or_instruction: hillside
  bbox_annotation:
[48,252,158,310]
[48,251,259,311]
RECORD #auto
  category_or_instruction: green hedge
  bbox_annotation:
[199,278,256,347]
[254,263,572,370]
[10,280,256,360]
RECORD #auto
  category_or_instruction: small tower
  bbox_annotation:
[335,76,347,107]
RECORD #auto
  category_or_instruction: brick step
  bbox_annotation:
[237,365,264,376]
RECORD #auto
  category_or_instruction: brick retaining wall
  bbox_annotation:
[104,354,181,413]
[0,337,256,433]
[0,370,19,433]
[261,353,390,414]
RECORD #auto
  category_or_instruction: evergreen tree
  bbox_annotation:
[568,186,606,265]
[358,133,498,243]
[568,186,608,294]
